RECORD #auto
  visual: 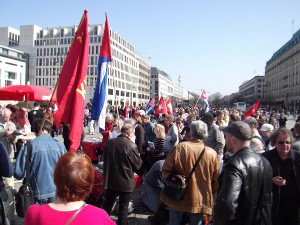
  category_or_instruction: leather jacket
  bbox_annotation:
[103,134,143,192]
[262,149,300,220]
[214,147,273,225]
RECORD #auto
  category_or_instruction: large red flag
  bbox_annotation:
[166,98,173,115]
[244,100,260,118]
[54,10,89,151]
[155,96,167,114]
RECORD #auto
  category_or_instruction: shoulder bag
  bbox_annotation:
[64,202,86,225]
[163,147,206,201]
[15,141,35,218]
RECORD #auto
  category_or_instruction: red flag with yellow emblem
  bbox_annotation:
[54,10,89,151]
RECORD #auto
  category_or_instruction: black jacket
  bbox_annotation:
[214,147,273,225]
[262,149,300,221]
[103,134,143,192]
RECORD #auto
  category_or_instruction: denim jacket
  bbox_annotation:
[14,134,66,200]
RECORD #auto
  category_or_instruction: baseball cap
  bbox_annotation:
[134,110,145,116]
[259,123,274,132]
[220,121,252,141]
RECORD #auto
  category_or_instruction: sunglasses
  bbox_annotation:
[277,141,292,145]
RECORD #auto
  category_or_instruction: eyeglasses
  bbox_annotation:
[277,141,292,145]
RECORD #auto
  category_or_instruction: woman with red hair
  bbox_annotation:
[24,152,115,225]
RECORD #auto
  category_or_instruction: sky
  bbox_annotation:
[1,0,299,97]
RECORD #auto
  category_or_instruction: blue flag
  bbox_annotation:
[91,14,112,130]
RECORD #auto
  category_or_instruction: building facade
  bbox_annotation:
[150,67,174,100]
[0,45,28,87]
[264,29,300,112]
[239,75,265,103]
[0,25,149,107]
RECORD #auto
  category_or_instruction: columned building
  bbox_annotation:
[0,25,150,106]
[239,75,264,103]
[264,29,300,112]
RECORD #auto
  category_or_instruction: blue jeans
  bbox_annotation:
[169,209,203,225]
[35,196,55,205]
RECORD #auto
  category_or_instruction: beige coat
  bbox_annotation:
[160,139,219,215]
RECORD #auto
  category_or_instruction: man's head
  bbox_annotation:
[187,114,196,125]
[33,102,40,109]
[121,123,135,140]
[33,118,52,135]
[2,108,12,123]
[244,117,258,131]
[221,121,252,153]
[216,110,224,121]
[202,112,214,126]
[164,114,174,126]
[259,123,274,137]
[190,120,208,140]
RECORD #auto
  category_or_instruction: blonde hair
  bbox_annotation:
[154,124,165,139]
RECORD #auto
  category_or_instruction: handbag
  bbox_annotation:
[163,147,205,201]
[15,141,35,218]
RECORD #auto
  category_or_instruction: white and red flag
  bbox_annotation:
[166,98,173,115]
[155,96,167,115]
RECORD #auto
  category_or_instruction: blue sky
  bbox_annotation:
[1,0,299,97]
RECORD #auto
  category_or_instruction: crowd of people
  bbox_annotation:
[1,100,300,225]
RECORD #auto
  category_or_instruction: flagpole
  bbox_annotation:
[111,61,120,128]
[194,97,200,108]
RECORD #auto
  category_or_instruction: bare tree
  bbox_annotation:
[208,92,223,108]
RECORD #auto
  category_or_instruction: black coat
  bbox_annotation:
[262,149,300,224]
[103,134,143,192]
[135,124,145,154]
[214,147,273,225]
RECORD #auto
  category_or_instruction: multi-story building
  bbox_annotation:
[0,25,149,107]
[173,83,189,106]
[239,75,264,103]
[0,45,29,87]
[264,29,300,112]
[138,56,151,106]
[150,67,174,99]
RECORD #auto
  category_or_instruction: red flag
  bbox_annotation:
[166,98,173,115]
[244,100,260,118]
[155,96,167,114]
[124,102,129,118]
[54,10,89,151]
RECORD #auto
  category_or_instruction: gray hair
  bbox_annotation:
[106,113,114,122]
[190,120,208,140]
[121,123,135,135]
[244,117,258,128]
[3,108,11,116]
